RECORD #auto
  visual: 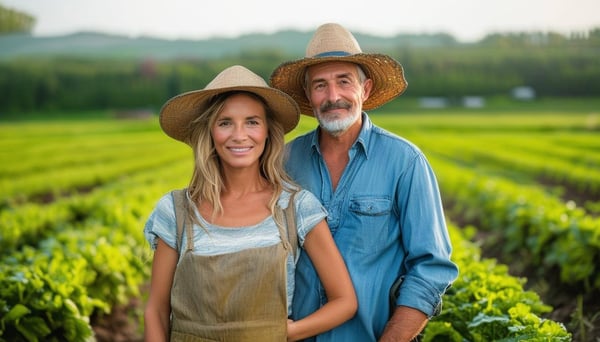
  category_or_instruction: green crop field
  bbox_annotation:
[1,105,598,341]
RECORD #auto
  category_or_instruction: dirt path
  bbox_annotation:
[92,299,144,342]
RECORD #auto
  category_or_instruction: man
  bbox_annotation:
[270,23,459,341]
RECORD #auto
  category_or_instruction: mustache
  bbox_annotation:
[320,100,352,112]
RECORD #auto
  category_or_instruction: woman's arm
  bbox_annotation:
[144,239,178,342]
[287,220,357,341]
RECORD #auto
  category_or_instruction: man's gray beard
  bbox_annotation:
[315,110,360,137]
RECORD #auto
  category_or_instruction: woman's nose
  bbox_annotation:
[231,125,247,140]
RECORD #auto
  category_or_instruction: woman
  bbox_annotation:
[143,65,356,341]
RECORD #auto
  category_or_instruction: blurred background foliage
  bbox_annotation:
[0,3,599,115]
[0,2,35,34]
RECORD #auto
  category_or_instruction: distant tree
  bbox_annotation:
[588,27,600,45]
[479,32,568,47]
[477,29,600,48]
[0,3,35,34]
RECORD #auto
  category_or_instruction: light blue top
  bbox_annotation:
[287,114,459,341]
[144,189,327,315]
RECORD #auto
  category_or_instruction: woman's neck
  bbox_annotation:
[200,168,274,227]
[221,167,270,198]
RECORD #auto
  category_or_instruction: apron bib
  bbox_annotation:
[169,212,291,341]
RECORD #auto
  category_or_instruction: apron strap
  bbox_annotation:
[279,190,299,259]
[171,188,191,254]
[286,191,299,259]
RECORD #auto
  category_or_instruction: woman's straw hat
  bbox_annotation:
[160,65,300,143]
[270,23,407,115]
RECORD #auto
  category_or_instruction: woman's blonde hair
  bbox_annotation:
[184,91,296,225]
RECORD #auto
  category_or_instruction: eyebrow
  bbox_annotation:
[216,114,265,121]
[311,72,354,84]
[245,115,265,121]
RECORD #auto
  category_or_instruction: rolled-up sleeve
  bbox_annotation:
[396,153,458,317]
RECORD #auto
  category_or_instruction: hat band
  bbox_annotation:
[313,51,353,58]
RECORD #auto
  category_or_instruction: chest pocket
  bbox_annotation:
[340,197,393,254]
[349,197,391,216]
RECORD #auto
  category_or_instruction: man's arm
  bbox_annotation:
[379,306,428,342]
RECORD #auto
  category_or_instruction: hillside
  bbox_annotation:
[0,30,459,60]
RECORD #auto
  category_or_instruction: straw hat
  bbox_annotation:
[160,65,300,143]
[270,23,407,115]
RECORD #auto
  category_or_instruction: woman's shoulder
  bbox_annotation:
[152,191,176,214]
[278,188,324,219]
[278,185,316,207]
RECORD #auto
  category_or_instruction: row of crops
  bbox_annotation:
[2,109,596,341]
[396,127,600,290]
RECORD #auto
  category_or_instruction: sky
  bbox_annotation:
[3,0,600,43]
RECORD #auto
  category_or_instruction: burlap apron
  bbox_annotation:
[169,214,290,342]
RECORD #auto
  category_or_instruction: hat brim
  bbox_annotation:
[159,86,300,143]
[270,53,407,116]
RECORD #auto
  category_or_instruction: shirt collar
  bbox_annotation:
[309,112,372,159]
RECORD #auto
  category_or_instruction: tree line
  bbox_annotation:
[0,3,35,34]
[1,41,599,114]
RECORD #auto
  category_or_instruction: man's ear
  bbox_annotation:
[362,78,374,102]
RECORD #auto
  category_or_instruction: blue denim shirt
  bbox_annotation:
[287,114,459,341]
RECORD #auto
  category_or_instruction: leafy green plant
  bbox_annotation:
[423,224,571,341]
